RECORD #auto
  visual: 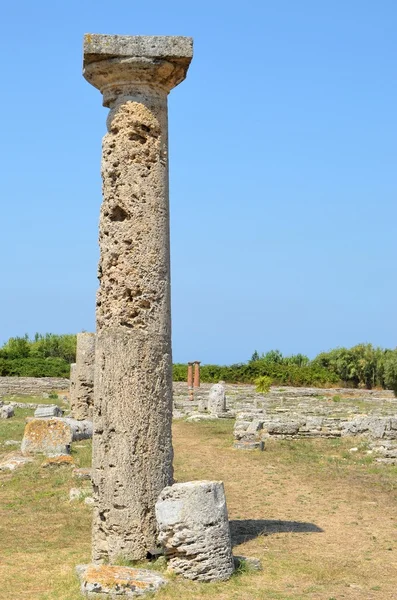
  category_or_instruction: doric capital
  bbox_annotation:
[83,34,193,106]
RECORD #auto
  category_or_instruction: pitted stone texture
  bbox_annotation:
[34,405,63,418]
[85,35,192,564]
[92,330,173,563]
[208,383,226,415]
[70,363,77,409]
[0,405,14,419]
[76,564,167,599]
[155,481,234,582]
[73,333,95,420]
[21,419,73,456]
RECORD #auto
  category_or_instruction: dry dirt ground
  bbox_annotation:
[0,409,397,600]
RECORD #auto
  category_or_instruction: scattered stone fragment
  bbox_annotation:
[186,413,218,422]
[155,480,234,582]
[34,405,63,418]
[233,555,263,571]
[73,467,92,480]
[4,440,20,447]
[76,564,167,598]
[0,452,33,471]
[84,496,95,506]
[41,455,75,468]
[70,487,92,501]
[234,440,265,451]
[208,382,226,415]
[0,405,14,419]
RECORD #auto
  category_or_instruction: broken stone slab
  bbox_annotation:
[233,555,263,571]
[234,440,265,451]
[73,467,92,480]
[0,405,14,419]
[0,452,33,471]
[155,480,234,582]
[76,564,167,598]
[3,440,20,447]
[34,405,64,418]
[41,455,75,468]
[21,418,92,456]
[186,414,219,422]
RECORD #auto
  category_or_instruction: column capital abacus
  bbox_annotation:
[83,34,193,107]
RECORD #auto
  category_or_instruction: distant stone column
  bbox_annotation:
[69,363,77,411]
[73,333,95,420]
[187,362,194,401]
[83,34,193,563]
[194,361,201,388]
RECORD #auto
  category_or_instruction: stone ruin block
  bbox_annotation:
[155,480,234,581]
[0,405,14,419]
[21,418,92,456]
[34,405,63,418]
[76,564,166,599]
[208,382,227,415]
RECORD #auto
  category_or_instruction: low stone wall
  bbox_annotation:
[234,413,397,447]
[0,377,69,397]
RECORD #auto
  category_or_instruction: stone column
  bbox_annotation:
[73,332,95,420]
[69,363,77,411]
[187,362,194,401]
[83,34,193,564]
[194,361,201,388]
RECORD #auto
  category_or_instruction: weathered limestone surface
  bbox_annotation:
[0,405,14,419]
[73,333,95,420]
[0,452,33,471]
[208,383,226,415]
[21,418,73,456]
[34,405,63,418]
[76,564,167,599]
[69,363,77,410]
[83,34,193,563]
[21,417,92,456]
[155,481,234,581]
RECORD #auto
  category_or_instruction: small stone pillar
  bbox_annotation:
[208,382,226,415]
[69,363,77,411]
[73,333,95,420]
[83,34,193,563]
[155,481,234,581]
[193,361,200,388]
[187,362,194,401]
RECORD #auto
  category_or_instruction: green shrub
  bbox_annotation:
[254,376,272,394]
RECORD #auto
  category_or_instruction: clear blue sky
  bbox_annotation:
[0,1,396,364]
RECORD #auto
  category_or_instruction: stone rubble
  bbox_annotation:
[76,564,167,599]
[0,452,33,471]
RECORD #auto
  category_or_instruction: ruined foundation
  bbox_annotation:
[83,34,193,563]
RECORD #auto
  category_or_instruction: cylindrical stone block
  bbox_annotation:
[155,481,234,581]
[83,34,193,563]
[193,361,200,388]
[187,363,193,389]
[74,333,95,421]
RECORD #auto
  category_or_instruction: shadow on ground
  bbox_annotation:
[229,519,323,546]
